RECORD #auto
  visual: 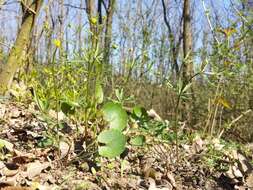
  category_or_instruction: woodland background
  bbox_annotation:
[0,0,252,139]
[0,0,253,189]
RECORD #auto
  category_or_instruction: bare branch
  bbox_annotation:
[0,0,19,10]
[161,0,172,34]
[63,3,86,10]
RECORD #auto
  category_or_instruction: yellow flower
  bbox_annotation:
[90,17,97,25]
[53,39,61,48]
[216,97,231,109]
[43,21,49,30]
[217,27,236,38]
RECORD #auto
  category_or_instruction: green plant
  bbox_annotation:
[101,102,128,131]
[129,106,172,143]
[98,129,126,158]
[129,135,145,146]
[97,102,128,158]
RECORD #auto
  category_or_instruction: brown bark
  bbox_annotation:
[182,0,194,122]
[85,0,98,48]
[182,0,193,83]
[0,0,43,95]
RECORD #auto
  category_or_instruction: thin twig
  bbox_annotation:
[201,0,220,44]
[0,41,11,49]
[230,0,249,24]
[63,3,86,10]
[229,109,252,128]
[20,0,36,14]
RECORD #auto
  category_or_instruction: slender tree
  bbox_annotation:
[0,0,43,95]
[182,0,193,83]
[103,0,116,66]
[85,0,98,48]
[161,0,183,77]
[182,0,195,122]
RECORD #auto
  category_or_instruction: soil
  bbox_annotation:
[0,100,252,190]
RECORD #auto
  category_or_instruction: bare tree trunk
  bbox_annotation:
[182,0,194,122]
[103,0,116,66]
[85,0,97,48]
[78,0,84,56]
[58,0,64,58]
[0,0,43,95]
[182,0,193,83]
[44,2,55,64]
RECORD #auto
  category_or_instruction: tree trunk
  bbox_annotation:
[103,0,116,66]
[0,0,43,95]
[161,0,182,78]
[182,0,194,122]
[77,0,84,56]
[85,0,98,48]
[182,0,193,83]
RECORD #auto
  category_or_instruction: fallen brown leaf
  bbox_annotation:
[147,109,162,121]
[0,103,6,118]
[166,172,176,188]
[2,168,19,177]
[1,187,32,190]
[246,173,253,188]
[192,135,204,153]
[59,141,71,159]
[148,178,172,190]
[25,161,50,179]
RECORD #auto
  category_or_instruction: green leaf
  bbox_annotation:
[133,106,148,118]
[130,135,145,146]
[61,101,75,115]
[40,99,49,112]
[182,83,192,93]
[37,137,54,148]
[33,89,49,112]
[98,129,126,158]
[95,82,104,104]
[133,106,142,118]
[102,102,127,131]
[115,89,123,102]
[0,139,13,151]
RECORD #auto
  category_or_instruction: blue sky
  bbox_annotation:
[0,0,244,71]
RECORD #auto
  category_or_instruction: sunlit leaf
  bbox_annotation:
[115,89,123,102]
[0,139,13,151]
[133,106,143,118]
[182,83,192,93]
[216,97,232,109]
[102,102,128,131]
[132,106,149,121]
[98,129,126,158]
[130,135,145,146]
[95,82,104,104]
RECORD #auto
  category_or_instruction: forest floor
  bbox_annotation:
[0,100,253,190]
